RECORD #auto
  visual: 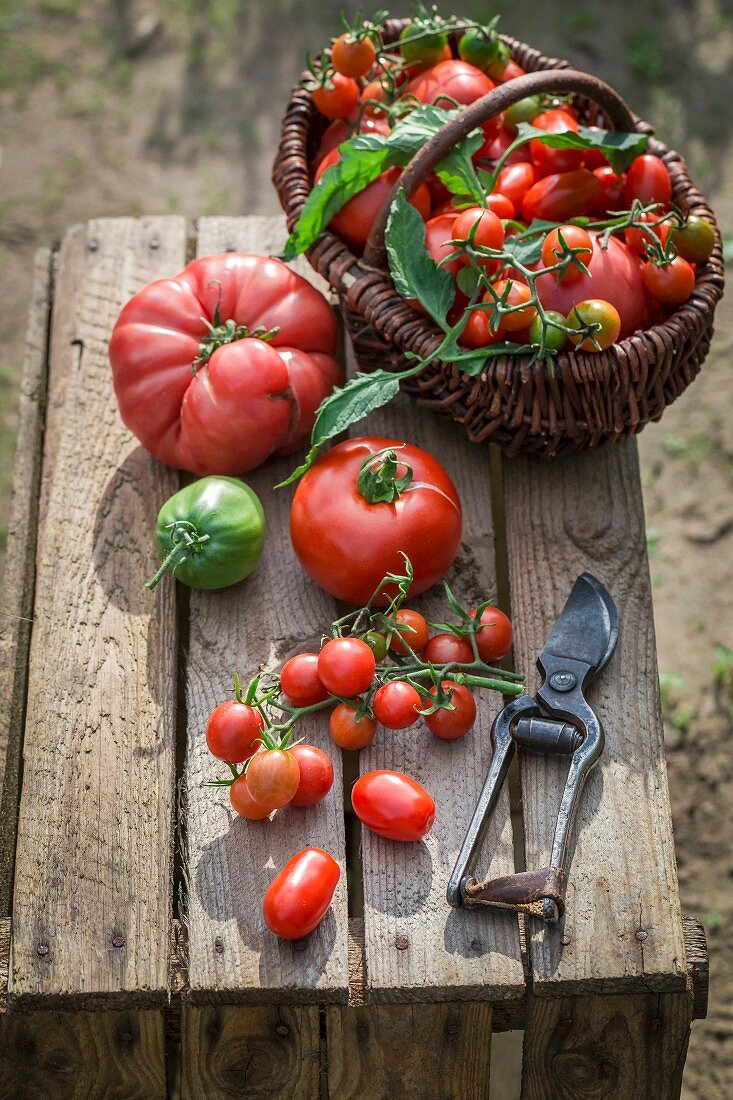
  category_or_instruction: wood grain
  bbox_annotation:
[182,216,348,1004]
[502,442,686,995]
[9,218,187,1008]
[0,248,52,916]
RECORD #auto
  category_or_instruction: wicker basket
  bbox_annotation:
[273,19,724,458]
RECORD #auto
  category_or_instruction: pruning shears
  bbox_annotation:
[447,572,619,924]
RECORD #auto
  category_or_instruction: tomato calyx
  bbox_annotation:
[355,446,414,504]
[145,519,211,591]
[194,313,280,373]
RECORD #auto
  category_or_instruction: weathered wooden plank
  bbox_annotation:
[9,217,187,1008]
[181,1004,321,1099]
[182,216,348,1005]
[0,249,52,916]
[503,442,686,995]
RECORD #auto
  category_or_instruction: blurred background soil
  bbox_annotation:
[1,1,731,1094]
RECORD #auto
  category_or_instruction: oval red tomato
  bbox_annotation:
[529,109,584,174]
[263,848,340,939]
[424,212,462,277]
[623,154,672,207]
[494,163,539,208]
[407,59,494,107]
[352,771,436,841]
[521,169,602,222]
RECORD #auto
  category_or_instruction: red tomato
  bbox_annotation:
[280,653,329,707]
[389,609,430,656]
[424,681,477,739]
[459,309,504,349]
[329,704,377,749]
[623,155,672,207]
[478,126,533,166]
[529,109,584,173]
[494,163,540,208]
[566,299,621,351]
[535,233,653,339]
[407,59,495,108]
[206,700,263,764]
[263,848,340,940]
[487,279,537,331]
[246,749,300,808]
[289,744,334,806]
[229,775,272,820]
[589,166,626,216]
[641,257,696,307]
[485,192,516,219]
[373,681,422,729]
[109,254,340,476]
[582,127,609,170]
[521,169,602,222]
[422,633,474,665]
[291,437,462,606]
[471,606,513,662]
[312,73,360,119]
[624,212,670,257]
[496,59,525,82]
[352,771,436,841]
[318,637,376,697]
[332,34,376,78]
[452,206,505,266]
[424,212,462,277]
[541,226,593,285]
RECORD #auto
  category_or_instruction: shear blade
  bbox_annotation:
[539,572,619,678]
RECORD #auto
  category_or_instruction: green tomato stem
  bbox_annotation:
[145,526,211,591]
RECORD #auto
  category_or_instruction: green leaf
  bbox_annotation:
[514,121,648,174]
[385,189,454,327]
[386,104,485,203]
[503,219,563,265]
[434,130,485,204]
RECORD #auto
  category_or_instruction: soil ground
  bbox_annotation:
[1,1,731,1094]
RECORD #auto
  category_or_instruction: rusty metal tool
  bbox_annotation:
[447,572,619,924]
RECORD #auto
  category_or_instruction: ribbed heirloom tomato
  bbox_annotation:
[263,848,340,940]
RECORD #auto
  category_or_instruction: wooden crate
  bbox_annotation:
[0,216,708,1099]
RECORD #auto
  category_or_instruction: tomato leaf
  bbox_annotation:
[385,189,454,328]
[386,105,485,203]
[514,121,648,174]
[503,219,563,265]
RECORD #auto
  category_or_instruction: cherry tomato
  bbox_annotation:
[263,848,340,940]
[487,279,537,332]
[373,682,422,729]
[422,633,474,665]
[332,33,376,78]
[503,95,543,133]
[541,225,593,285]
[362,630,388,662]
[529,109,584,174]
[206,700,263,764]
[452,206,505,267]
[495,59,525,82]
[424,212,462,277]
[459,308,504,349]
[641,257,696,307]
[399,24,449,67]
[521,169,602,223]
[329,703,377,750]
[670,215,715,264]
[352,770,436,841]
[312,73,360,120]
[623,212,670,257]
[389,609,430,656]
[424,682,477,739]
[230,775,273,820]
[471,606,513,661]
[566,299,621,351]
[589,166,626,216]
[246,749,300,808]
[280,653,329,707]
[529,310,568,353]
[289,744,335,806]
[623,154,672,207]
[408,59,495,108]
[494,163,539,208]
[318,637,376,697]
[458,28,505,73]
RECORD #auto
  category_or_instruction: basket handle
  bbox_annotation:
[362,68,638,270]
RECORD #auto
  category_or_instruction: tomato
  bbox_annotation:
[582,127,609,170]
[206,700,263,764]
[280,653,329,707]
[641,256,696,307]
[521,169,602,222]
[289,744,334,806]
[246,749,300,808]
[332,33,376,78]
[352,771,436,841]
[487,279,537,331]
[494,163,539,208]
[373,681,422,729]
[362,630,388,662]
[291,437,462,606]
[318,637,376,697]
[495,59,525,82]
[312,73,360,119]
[389,609,430,656]
[624,212,669,257]
[529,109,584,173]
[535,233,653,339]
[566,299,621,351]
[424,212,462,277]
[471,606,513,661]
[484,193,515,219]
[329,703,377,749]
[623,154,672,207]
[452,206,505,266]
[424,682,477,739]
[478,126,533,165]
[459,309,504,349]
[457,28,505,73]
[399,24,449,67]
[312,114,391,169]
[147,476,265,591]
[670,215,715,264]
[504,95,543,133]
[529,311,567,353]
[588,166,625,216]
[263,848,340,940]
[407,59,495,108]
[110,254,340,475]
[422,633,474,665]
[230,775,272,820]
[541,226,593,285]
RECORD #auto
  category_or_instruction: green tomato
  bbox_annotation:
[362,630,388,662]
[148,476,265,591]
[529,311,568,354]
[504,95,543,134]
[669,215,715,264]
[457,28,504,73]
[399,23,448,66]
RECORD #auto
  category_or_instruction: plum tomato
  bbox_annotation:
[424,212,462,277]
[528,310,568,353]
[422,633,474,665]
[206,700,263,764]
[318,637,376,697]
[529,109,584,174]
[280,653,329,707]
[566,299,621,351]
[407,59,495,108]
[263,848,340,940]
[312,73,360,120]
[246,749,300,808]
[521,169,602,222]
[484,192,515,219]
[289,744,335,806]
[582,126,609,169]
[230,775,272,820]
[332,33,377,78]
[495,163,539,208]
[486,279,537,331]
[641,256,696,307]
[452,206,505,266]
[352,770,436,841]
[670,215,715,264]
[471,606,513,661]
[329,703,377,750]
[541,226,593,285]
[589,166,626,216]
[373,681,422,730]
[623,154,672,207]
[389,609,430,656]
[424,682,477,739]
